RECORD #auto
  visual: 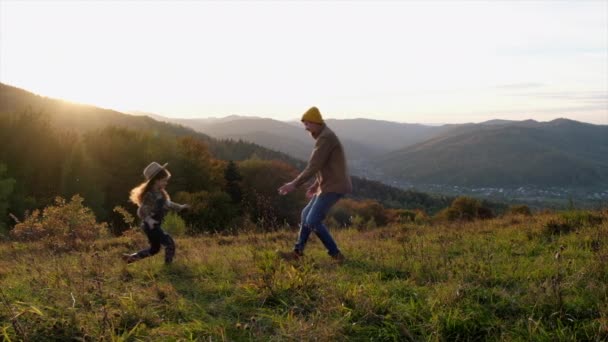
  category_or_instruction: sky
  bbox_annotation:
[1,1,607,125]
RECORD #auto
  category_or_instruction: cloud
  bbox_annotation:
[493,83,545,90]
[508,91,608,103]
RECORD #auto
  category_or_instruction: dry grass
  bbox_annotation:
[1,210,607,341]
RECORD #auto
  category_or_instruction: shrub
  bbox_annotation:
[365,217,377,230]
[10,195,108,251]
[113,205,137,230]
[414,210,430,224]
[450,197,482,221]
[387,209,417,224]
[437,196,494,222]
[174,190,238,233]
[331,198,389,227]
[508,205,532,216]
[543,219,573,235]
[351,215,365,229]
[163,211,187,236]
[559,210,603,228]
[543,210,604,236]
[329,206,352,227]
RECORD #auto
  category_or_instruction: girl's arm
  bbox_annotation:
[167,200,189,211]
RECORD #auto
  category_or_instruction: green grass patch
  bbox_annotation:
[1,211,607,340]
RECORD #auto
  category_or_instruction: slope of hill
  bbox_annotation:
[2,210,607,340]
[148,115,390,164]
[0,84,191,136]
[377,119,608,188]
[325,118,446,152]
[126,108,608,202]
[0,83,452,213]
[0,83,302,165]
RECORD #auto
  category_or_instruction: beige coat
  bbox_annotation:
[293,125,353,194]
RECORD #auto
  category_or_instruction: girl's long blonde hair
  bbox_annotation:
[129,169,171,206]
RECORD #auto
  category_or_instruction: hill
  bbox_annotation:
[325,118,446,152]
[147,114,392,166]
[0,83,452,215]
[126,109,608,205]
[0,83,302,165]
[377,119,608,188]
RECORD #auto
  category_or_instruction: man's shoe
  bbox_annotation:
[331,252,345,263]
[278,250,303,261]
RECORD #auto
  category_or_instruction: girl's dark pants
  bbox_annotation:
[135,223,175,263]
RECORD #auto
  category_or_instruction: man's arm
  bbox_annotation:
[278,136,333,195]
[293,135,334,187]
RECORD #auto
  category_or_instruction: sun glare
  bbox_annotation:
[1,1,606,124]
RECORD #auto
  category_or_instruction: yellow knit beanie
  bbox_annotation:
[301,106,324,124]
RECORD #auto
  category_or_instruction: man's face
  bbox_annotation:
[302,121,322,135]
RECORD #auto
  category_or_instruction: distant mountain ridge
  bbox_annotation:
[378,119,608,187]
[146,110,608,190]
[140,114,395,163]
[3,83,606,200]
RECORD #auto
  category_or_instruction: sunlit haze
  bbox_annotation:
[1,1,606,124]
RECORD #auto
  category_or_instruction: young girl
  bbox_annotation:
[123,162,188,264]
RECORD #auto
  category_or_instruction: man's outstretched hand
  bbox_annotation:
[278,182,296,195]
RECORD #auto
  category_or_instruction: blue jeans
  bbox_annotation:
[295,192,343,256]
[136,222,175,263]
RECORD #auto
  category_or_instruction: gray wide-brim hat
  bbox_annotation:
[143,162,168,181]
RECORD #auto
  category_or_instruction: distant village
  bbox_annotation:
[411,183,608,206]
[352,164,608,206]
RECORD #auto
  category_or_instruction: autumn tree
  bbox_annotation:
[239,159,303,227]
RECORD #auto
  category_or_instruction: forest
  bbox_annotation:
[0,110,460,236]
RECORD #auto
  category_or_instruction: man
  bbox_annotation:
[278,106,352,261]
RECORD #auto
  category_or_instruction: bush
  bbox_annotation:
[414,210,430,224]
[437,196,494,222]
[450,197,482,221]
[387,209,417,224]
[385,208,430,226]
[351,215,365,229]
[174,190,238,233]
[329,206,352,227]
[542,210,603,236]
[559,210,603,228]
[331,198,389,228]
[543,219,575,236]
[508,205,532,216]
[163,212,187,237]
[113,205,137,230]
[10,195,108,251]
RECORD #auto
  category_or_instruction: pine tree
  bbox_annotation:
[0,164,16,234]
[224,160,243,204]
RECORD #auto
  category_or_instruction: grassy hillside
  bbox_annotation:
[0,83,191,136]
[0,83,302,166]
[1,210,606,340]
